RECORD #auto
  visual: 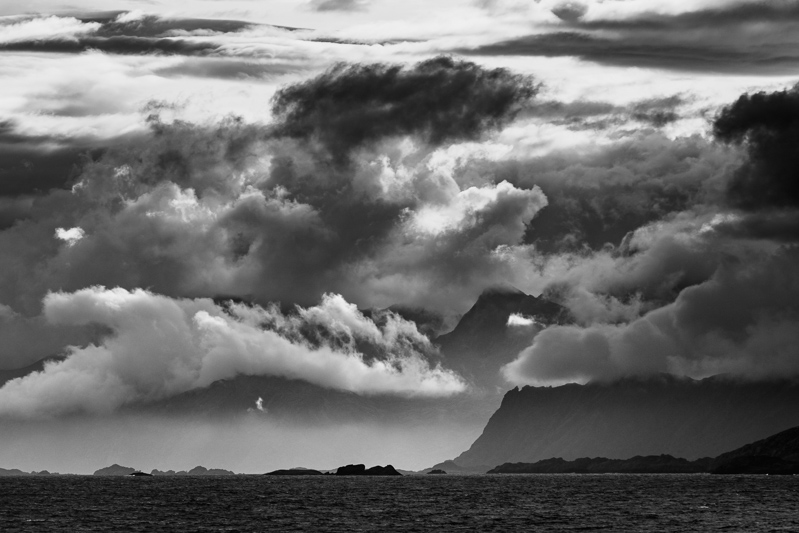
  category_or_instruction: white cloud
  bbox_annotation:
[410,180,546,235]
[507,313,536,327]
[54,227,85,247]
[0,287,466,419]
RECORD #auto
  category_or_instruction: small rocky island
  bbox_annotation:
[265,468,324,476]
[427,469,447,475]
[335,464,402,476]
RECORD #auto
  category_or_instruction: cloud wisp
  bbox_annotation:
[457,1,799,74]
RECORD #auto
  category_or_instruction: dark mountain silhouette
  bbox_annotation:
[0,468,58,476]
[448,374,799,471]
[185,466,235,476]
[490,425,799,475]
[0,467,32,476]
[94,464,137,476]
[0,287,561,425]
[710,425,799,474]
[334,464,401,476]
[435,285,569,388]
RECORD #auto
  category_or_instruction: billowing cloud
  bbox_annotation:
[0,287,466,419]
[714,85,799,211]
[0,15,99,43]
[271,56,539,161]
[504,246,799,386]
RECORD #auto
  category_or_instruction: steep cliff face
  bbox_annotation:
[453,375,799,468]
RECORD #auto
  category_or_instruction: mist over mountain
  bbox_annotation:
[436,285,569,388]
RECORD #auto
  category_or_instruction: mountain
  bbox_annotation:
[448,374,799,470]
[710,425,799,474]
[94,464,137,476]
[435,285,569,388]
[490,425,799,475]
[489,455,712,474]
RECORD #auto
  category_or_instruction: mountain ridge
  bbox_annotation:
[449,374,799,470]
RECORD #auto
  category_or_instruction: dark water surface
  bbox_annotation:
[2,474,798,532]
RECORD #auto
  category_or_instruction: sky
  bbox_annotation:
[1,0,799,472]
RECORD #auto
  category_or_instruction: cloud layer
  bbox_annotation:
[0,287,465,418]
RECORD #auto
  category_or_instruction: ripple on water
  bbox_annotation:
[1,474,798,532]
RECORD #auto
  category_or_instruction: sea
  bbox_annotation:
[2,474,798,532]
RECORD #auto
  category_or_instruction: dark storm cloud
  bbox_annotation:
[271,56,539,162]
[456,31,799,74]
[0,121,133,199]
[713,86,799,211]
[0,36,220,56]
[0,58,549,327]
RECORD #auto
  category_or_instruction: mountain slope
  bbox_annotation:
[713,425,799,465]
[451,374,799,469]
[436,285,569,388]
